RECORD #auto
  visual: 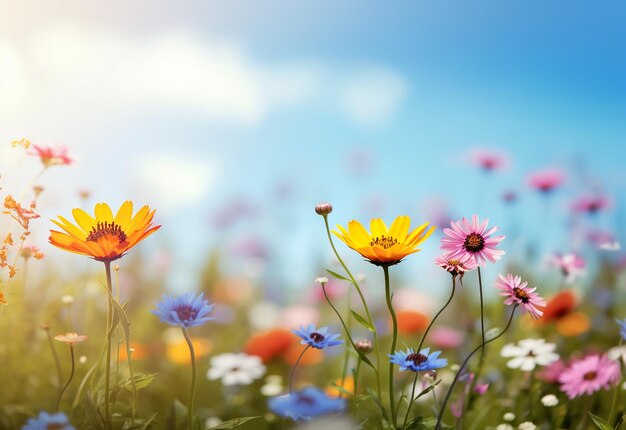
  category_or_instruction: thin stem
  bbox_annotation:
[55,345,75,412]
[577,395,592,430]
[436,306,518,430]
[46,328,64,394]
[383,265,398,426]
[402,277,457,429]
[353,359,362,419]
[288,345,310,393]
[477,267,485,356]
[182,327,197,430]
[608,340,624,425]
[339,287,352,398]
[103,261,113,430]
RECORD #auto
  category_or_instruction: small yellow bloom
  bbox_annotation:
[333,216,435,266]
[49,201,160,262]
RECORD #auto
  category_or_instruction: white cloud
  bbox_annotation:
[136,153,218,211]
[338,67,409,126]
[0,24,409,129]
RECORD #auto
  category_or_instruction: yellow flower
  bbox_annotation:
[49,201,160,262]
[333,216,435,266]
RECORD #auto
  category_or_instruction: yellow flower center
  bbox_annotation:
[464,233,485,252]
[369,235,398,249]
[86,221,127,243]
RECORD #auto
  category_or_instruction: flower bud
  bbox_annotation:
[315,202,333,216]
[355,338,373,354]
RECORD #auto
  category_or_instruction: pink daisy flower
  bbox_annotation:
[571,195,612,215]
[441,215,505,266]
[28,144,74,167]
[470,149,508,172]
[558,354,620,399]
[435,253,478,280]
[496,273,546,319]
[528,168,565,193]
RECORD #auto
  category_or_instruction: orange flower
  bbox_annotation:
[325,375,355,398]
[396,310,429,334]
[117,342,150,361]
[245,329,295,362]
[49,201,160,262]
[283,343,323,366]
[0,292,7,305]
[536,290,590,337]
[167,337,212,364]
[333,216,435,266]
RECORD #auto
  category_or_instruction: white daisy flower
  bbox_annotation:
[541,394,559,407]
[518,422,536,430]
[500,338,559,371]
[503,412,515,422]
[207,353,266,386]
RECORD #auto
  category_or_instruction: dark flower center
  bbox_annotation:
[176,305,198,321]
[370,235,398,249]
[310,332,325,343]
[406,353,428,366]
[513,287,530,303]
[46,425,66,430]
[463,233,485,253]
[296,394,316,405]
[86,221,127,243]
[583,371,597,381]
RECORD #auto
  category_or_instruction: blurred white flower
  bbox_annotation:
[207,353,266,386]
[503,412,515,422]
[501,339,559,371]
[315,277,328,285]
[541,394,558,407]
[518,422,536,430]
[61,295,74,305]
[608,346,626,364]
[205,417,222,428]
[79,355,87,364]
[248,301,281,331]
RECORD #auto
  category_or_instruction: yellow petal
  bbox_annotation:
[388,216,411,242]
[347,220,371,247]
[72,208,97,232]
[53,216,88,240]
[94,203,114,222]
[114,201,134,228]
[370,218,388,237]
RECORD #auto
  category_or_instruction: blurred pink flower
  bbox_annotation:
[229,236,268,260]
[470,148,508,172]
[429,327,464,349]
[502,191,518,204]
[559,354,620,399]
[211,198,257,229]
[496,273,546,319]
[536,359,567,383]
[441,215,505,266]
[528,168,565,193]
[435,253,478,281]
[551,253,585,283]
[28,144,74,167]
[571,195,611,215]
[310,278,347,302]
[280,305,320,329]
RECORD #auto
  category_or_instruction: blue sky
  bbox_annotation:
[1,1,624,292]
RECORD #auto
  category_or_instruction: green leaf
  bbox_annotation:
[207,417,261,429]
[589,413,613,430]
[350,310,374,332]
[122,413,159,430]
[328,382,354,397]
[120,373,158,392]
[325,269,350,281]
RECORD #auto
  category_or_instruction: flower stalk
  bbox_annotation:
[182,327,197,430]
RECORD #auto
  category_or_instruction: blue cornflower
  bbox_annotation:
[388,347,448,372]
[268,386,346,420]
[152,292,215,328]
[293,324,343,350]
[22,412,75,430]
[616,319,626,341]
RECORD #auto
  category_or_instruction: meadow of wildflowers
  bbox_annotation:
[0,138,625,430]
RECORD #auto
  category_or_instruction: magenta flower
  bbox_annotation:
[551,253,586,283]
[435,253,478,280]
[496,274,546,319]
[28,145,74,167]
[571,195,611,215]
[558,354,620,399]
[441,215,505,266]
[528,168,565,193]
[470,149,508,172]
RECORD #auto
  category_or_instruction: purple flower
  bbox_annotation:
[152,292,215,328]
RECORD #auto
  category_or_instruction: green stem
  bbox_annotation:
[55,344,75,412]
[402,277,457,429]
[577,395,592,430]
[436,306,518,430]
[46,328,64,399]
[383,265,398,426]
[608,340,624,425]
[182,327,197,430]
[103,261,113,430]
[339,287,352,398]
[353,358,362,419]
[477,267,485,356]
[288,345,310,393]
